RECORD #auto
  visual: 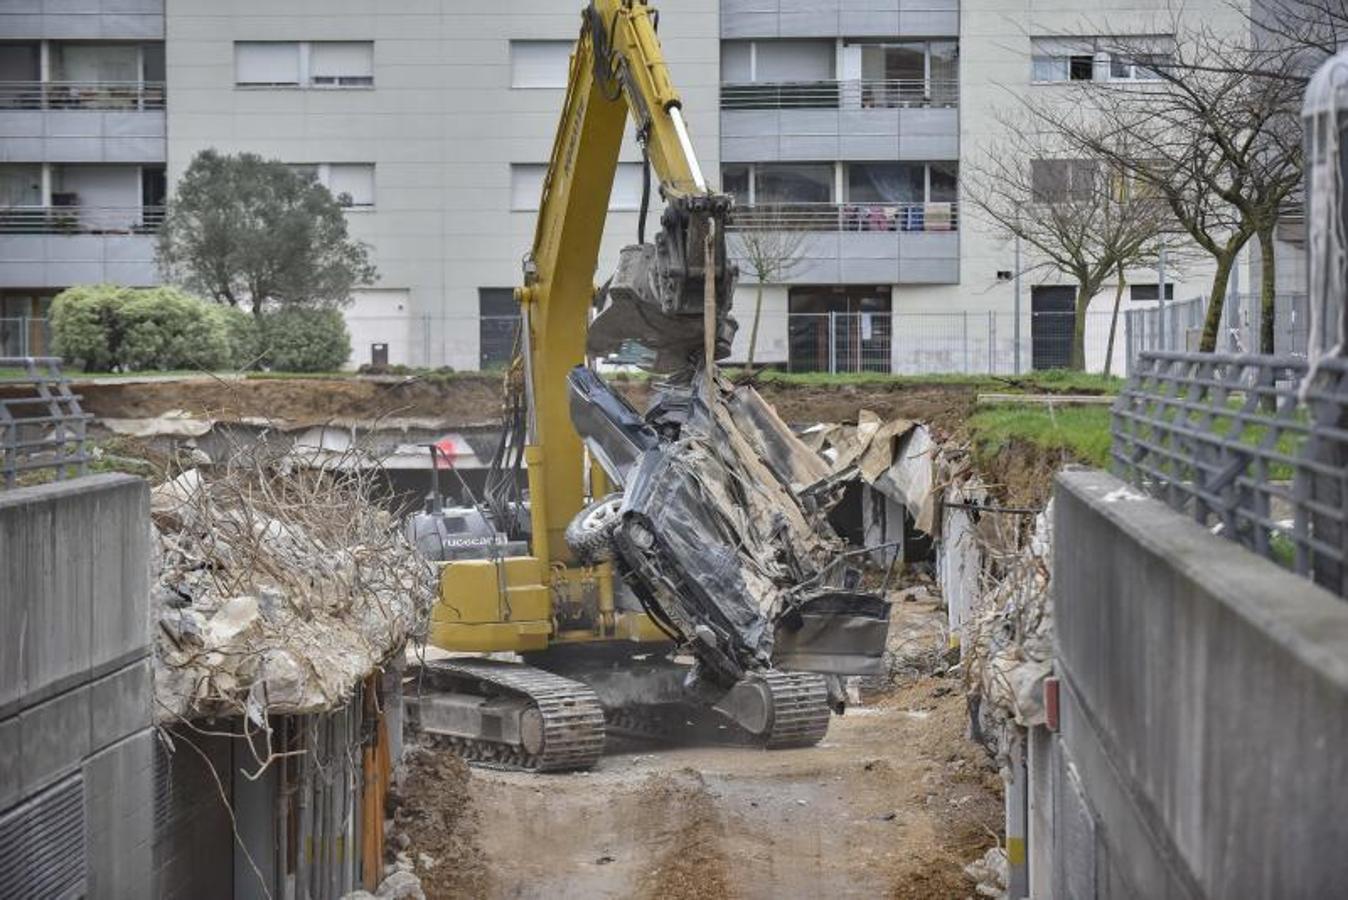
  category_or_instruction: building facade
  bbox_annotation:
[0,0,1286,373]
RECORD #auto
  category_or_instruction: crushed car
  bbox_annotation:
[565,364,891,693]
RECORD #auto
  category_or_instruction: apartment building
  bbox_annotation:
[0,0,166,356]
[0,0,1280,372]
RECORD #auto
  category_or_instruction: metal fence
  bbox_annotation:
[1124,292,1311,360]
[0,206,164,234]
[1,357,91,488]
[720,78,959,110]
[1112,351,1348,596]
[0,80,166,110]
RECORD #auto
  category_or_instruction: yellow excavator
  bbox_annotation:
[405,0,889,771]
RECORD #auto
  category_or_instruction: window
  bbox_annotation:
[755,163,833,204]
[510,162,646,210]
[235,41,373,88]
[291,163,376,207]
[510,40,572,88]
[309,42,373,87]
[1031,36,1172,83]
[719,39,834,83]
[235,42,301,86]
[0,165,42,207]
[845,162,957,204]
[849,40,958,106]
[1129,283,1175,302]
[721,164,750,204]
[1031,159,1098,202]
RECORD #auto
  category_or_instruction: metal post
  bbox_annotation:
[988,310,995,374]
[828,311,837,374]
[962,310,970,373]
[1157,245,1168,349]
[1014,234,1023,375]
[1006,728,1029,898]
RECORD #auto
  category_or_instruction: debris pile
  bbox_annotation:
[961,502,1054,759]
[151,454,435,723]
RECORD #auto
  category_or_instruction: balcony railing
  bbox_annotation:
[0,81,166,111]
[721,79,958,111]
[728,202,959,233]
[0,206,164,234]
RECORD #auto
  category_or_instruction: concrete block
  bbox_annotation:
[20,682,91,796]
[1053,470,1348,898]
[84,730,155,900]
[89,659,151,752]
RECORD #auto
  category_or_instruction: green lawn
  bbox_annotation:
[968,403,1115,468]
[737,368,1124,394]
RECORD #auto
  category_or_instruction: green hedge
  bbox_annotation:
[259,307,351,372]
[49,285,351,373]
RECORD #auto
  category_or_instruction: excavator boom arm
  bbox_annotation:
[516,0,725,566]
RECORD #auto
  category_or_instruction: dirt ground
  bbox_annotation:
[392,600,1003,900]
[30,373,982,437]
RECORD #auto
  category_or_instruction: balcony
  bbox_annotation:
[0,206,161,288]
[0,81,165,111]
[721,79,958,162]
[728,202,959,284]
[0,81,166,162]
[721,0,959,40]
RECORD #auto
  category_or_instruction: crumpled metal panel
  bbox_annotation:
[580,369,890,686]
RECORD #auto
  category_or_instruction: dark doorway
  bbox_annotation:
[478,288,520,370]
[787,285,892,373]
[1031,285,1076,370]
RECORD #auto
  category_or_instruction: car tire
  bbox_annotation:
[565,493,623,565]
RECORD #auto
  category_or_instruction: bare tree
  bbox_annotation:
[966,125,1175,370]
[1029,17,1306,353]
[729,206,807,370]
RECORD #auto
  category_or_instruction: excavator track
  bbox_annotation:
[756,671,832,749]
[418,660,606,772]
[603,671,831,749]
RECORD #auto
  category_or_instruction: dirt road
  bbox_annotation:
[396,644,1003,899]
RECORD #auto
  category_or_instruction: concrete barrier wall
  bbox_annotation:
[1051,470,1348,898]
[0,474,154,898]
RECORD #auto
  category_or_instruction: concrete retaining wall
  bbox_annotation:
[0,474,154,898]
[1048,470,1348,898]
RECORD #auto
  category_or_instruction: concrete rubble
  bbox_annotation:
[151,464,435,723]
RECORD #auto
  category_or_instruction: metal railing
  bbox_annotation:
[1112,351,1348,596]
[1,357,91,488]
[721,78,958,110]
[0,80,166,111]
[0,206,164,234]
[729,201,958,232]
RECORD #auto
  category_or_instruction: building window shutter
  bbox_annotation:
[309,42,373,86]
[235,42,300,85]
[326,164,375,207]
[510,41,572,88]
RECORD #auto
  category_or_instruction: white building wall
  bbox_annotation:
[165,0,720,371]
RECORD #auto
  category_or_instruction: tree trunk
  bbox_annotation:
[1070,283,1094,371]
[1104,264,1127,378]
[1198,253,1237,352]
[746,279,764,370]
[1256,225,1278,355]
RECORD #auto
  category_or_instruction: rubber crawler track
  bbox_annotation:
[421,660,606,772]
